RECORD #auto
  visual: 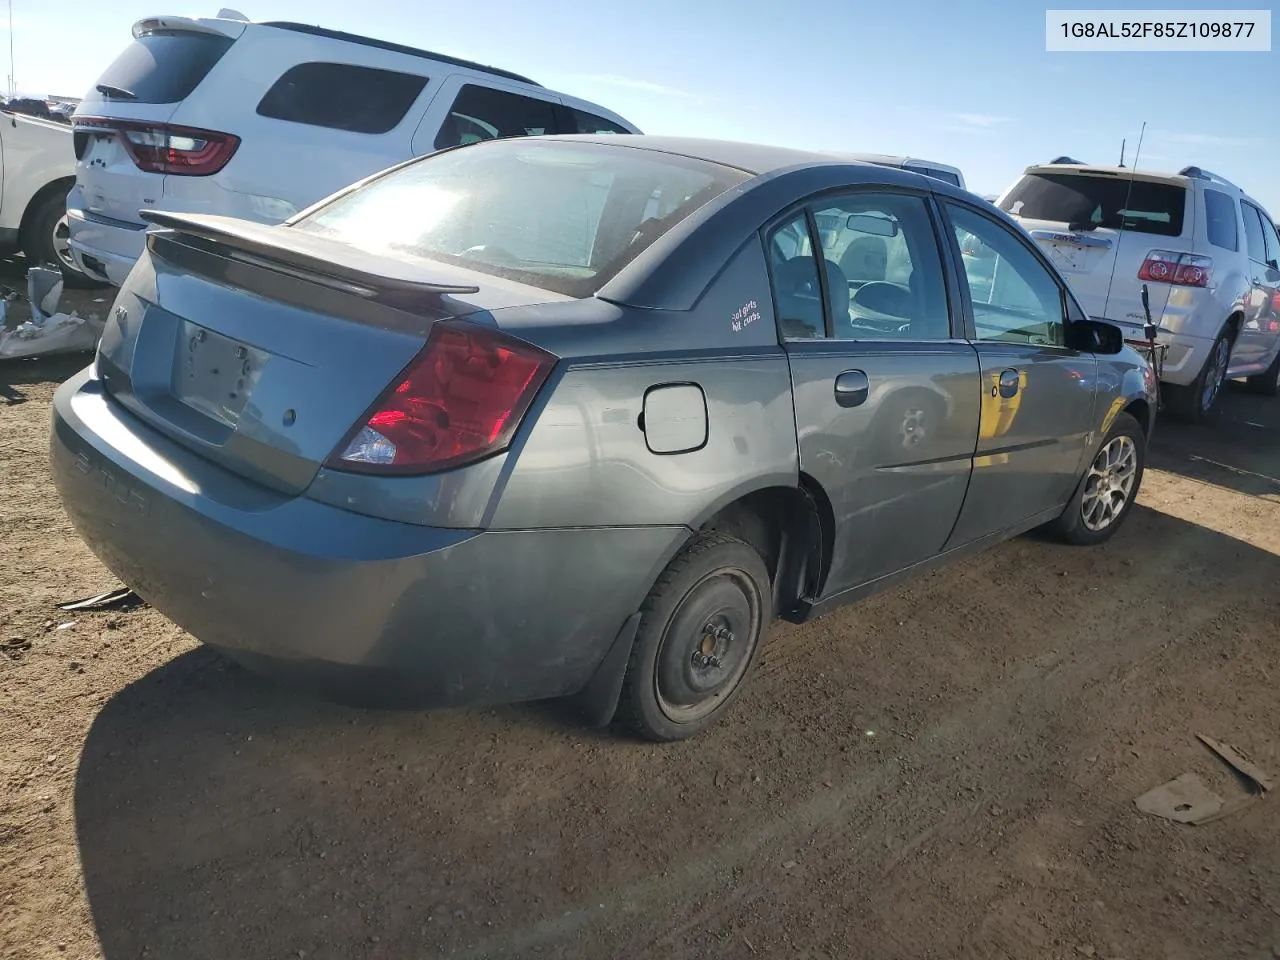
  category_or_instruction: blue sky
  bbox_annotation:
[9,0,1279,212]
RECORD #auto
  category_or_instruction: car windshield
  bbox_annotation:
[293,138,750,297]
[999,172,1186,237]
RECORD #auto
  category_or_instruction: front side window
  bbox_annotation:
[1242,202,1269,263]
[947,203,1066,347]
[435,84,558,150]
[295,138,748,297]
[1203,189,1239,252]
[558,106,629,135]
[256,62,429,134]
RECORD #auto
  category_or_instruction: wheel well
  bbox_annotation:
[697,476,834,618]
[1224,312,1243,343]
[1123,398,1151,436]
[18,176,75,250]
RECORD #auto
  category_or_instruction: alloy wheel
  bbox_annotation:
[1081,435,1139,532]
[1201,337,1230,413]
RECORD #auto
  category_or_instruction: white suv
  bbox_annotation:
[997,160,1280,421]
[67,14,640,287]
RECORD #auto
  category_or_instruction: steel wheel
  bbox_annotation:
[1200,335,1230,412]
[652,566,764,725]
[1081,435,1138,532]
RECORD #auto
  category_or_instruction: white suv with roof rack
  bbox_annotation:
[997,159,1280,421]
[66,13,640,287]
[830,152,967,190]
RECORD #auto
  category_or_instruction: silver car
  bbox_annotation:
[50,136,1157,741]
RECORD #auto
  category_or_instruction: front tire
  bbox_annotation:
[1246,348,1280,397]
[1047,411,1145,546]
[22,191,102,290]
[615,531,772,742]
[1165,327,1232,423]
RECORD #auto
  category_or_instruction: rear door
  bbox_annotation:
[767,189,980,594]
[939,200,1099,546]
[1238,201,1280,370]
[999,169,1189,334]
[72,19,242,225]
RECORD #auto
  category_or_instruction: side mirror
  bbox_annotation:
[1072,317,1124,354]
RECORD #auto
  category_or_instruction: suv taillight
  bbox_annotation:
[327,321,556,475]
[74,118,240,176]
[1137,250,1212,288]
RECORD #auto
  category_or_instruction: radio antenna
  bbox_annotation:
[1101,121,1146,319]
[1118,138,1126,168]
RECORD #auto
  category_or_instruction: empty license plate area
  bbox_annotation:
[172,321,269,427]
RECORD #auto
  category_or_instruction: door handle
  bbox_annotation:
[834,369,869,408]
[998,368,1020,398]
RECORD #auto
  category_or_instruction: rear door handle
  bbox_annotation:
[998,368,1020,398]
[834,369,869,408]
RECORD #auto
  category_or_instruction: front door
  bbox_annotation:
[940,201,1099,547]
[1238,202,1280,372]
[766,190,981,595]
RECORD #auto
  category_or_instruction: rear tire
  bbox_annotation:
[1246,349,1280,397]
[1047,411,1145,546]
[22,192,103,290]
[615,531,772,742]
[1164,327,1232,423]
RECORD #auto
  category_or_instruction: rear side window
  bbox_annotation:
[93,32,234,104]
[1241,202,1269,263]
[257,62,429,134]
[999,173,1186,237]
[295,138,748,298]
[1203,189,1238,251]
[558,106,629,135]
[435,84,558,150]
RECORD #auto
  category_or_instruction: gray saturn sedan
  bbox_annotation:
[50,135,1158,741]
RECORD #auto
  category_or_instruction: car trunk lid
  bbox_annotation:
[998,167,1188,332]
[97,212,569,495]
[71,17,244,226]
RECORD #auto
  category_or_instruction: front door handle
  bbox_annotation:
[834,369,869,408]
[998,368,1020,399]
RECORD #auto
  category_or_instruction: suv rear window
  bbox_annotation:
[999,173,1186,237]
[295,138,749,297]
[94,32,234,104]
[257,62,429,134]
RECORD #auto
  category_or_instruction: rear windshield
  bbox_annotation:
[293,139,750,297]
[94,31,234,104]
[999,172,1187,237]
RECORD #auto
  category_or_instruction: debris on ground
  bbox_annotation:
[57,587,145,613]
[1134,735,1273,825]
[0,312,104,359]
[27,265,64,323]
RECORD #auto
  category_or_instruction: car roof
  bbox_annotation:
[534,134,948,181]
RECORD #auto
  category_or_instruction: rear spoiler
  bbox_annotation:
[140,210,480,298]
[132,15,249,39]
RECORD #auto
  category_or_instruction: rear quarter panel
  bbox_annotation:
[487,239,800,529]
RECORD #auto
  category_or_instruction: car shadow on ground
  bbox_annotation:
[73,493,1280,960]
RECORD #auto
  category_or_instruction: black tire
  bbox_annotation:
[21,191,103,289]
[1246,349,1280,397]
[1047,411,1145,546]
[1163,326,1232,423]
[615,531,772,742]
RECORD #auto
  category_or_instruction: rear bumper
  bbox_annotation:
[65,190,145,286]
[1107,318,1207,387]
[50,367,683,708]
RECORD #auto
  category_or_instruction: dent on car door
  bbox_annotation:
[767,191,980,595]
[940,201,1099,547]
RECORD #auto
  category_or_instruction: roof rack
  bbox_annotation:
[259,22,541,87]
[1048,156,1084,164]
[1178,166,1238,190]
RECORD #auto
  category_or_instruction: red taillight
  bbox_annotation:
[1137,249,1212,288]
[328,322,556,475]
[74,117,240,176]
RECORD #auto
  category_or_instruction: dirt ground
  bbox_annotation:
[3,258,1280,960]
